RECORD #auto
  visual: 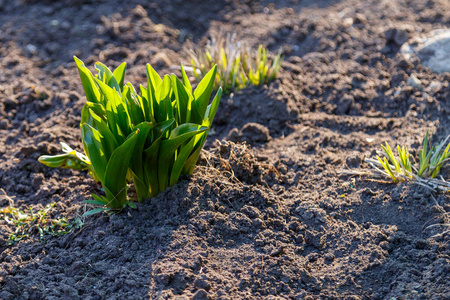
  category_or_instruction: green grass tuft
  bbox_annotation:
[188,33,283,94]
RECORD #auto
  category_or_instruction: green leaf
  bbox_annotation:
[105,101,124,143]
[38,146,90,171]
[418,131,432,177]
[146,64,162,122]
[92,193,108,203]
[127,201,137,209]
[89,108,118,160]
[154,75,173,123]
[171,74,193,125]
[139,85,154,123]
[381,142,401,175]
[170,136,197,186]
[131,171,150,201]
[82,124,108,183]
[39,141,91,171]
[113,62,127,90]
[189,96,203,124]
[168,123,207,141]
[54,59,221,205]
[204,87,222,122]
[146,63,163,89]
[143,119,175,196]
[84,102,107,121]
[397,145,411,176]
[82,207,107,217]
[158,124,207,191]
[74,56,101,104]
[182,133,207,175]
[103,129,139,209]
[95,77,131,137]
[95,61,121,92]
[147,118,174,145]
[38,154,70,168]
[143,140,161,197]
[129,121,154,195]
[180,64,192,94]
[123,83,145,126]
[430,136,450,178]
[81,104,93,128]
[102,185,118,207]
[193,65,217,118]
[377,156,397,183]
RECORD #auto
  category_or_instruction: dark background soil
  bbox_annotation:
[0,0,449,299]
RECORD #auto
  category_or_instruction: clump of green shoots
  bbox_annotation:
[417,131,450,178]
[363,132,450,192]
[188,33,283,94]
[39,57,222,215]
[376,142,413,183]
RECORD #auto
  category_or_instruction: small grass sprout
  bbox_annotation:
[417,131,450,178]
[376,142,413,183]
[343,132,450,192]
[39,57,222,214]
[0,191,83,245]
[397,145,413,175]
[245,44,282,87]
[188,33,283,94]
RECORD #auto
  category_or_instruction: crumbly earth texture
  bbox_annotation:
[0,0,449,299]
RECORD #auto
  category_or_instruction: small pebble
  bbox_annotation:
[406,74,422,89]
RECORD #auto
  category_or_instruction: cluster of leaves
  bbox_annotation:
[0,202,83,245]
[39,57,222,213]
[188,33,283,94]
[365,132,450,191]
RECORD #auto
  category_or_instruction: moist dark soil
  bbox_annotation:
[1,0,449,299]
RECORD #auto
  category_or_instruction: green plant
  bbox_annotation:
[38,142,97,179]
[417,131,450,178]
[188,33,283,94]
[0,200,83,245]
[376,142,413,183]
[39,57,222,214]
[357,132,450,192]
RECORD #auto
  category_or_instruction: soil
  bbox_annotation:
[1,0,449,299]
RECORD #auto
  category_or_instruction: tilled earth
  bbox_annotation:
[0,0,449,299]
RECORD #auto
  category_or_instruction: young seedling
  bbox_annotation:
[188,33,283,94]
[343,132,450,192]
[0,192,83,245]
[375,142,413,183]
[417,131,450,178]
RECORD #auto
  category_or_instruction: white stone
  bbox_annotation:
[401,29,450,73]
[407,74,422,89]
[427,80,442,93]
[25,44,37,55]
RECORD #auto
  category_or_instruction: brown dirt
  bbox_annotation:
[1,0,449,299]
